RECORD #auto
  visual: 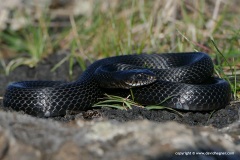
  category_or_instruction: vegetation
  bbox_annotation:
[0,0,239,102]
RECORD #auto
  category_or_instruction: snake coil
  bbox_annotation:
[3,52,231,117]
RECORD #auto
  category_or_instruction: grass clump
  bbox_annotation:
[93,93,183,116]
[0,8,55,75]
[93,94,144,110]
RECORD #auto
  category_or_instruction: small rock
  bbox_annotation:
[0,111,239,159]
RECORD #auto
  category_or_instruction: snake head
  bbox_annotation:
[124,69,157,88]
[95,64,157,89]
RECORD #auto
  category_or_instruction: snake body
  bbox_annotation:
[3,52,231,117]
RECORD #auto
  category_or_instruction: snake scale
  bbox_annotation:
[3,52,231,117]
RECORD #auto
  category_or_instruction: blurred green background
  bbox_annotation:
[0,0,239,80]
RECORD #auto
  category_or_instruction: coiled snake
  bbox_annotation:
[3,52,231,117]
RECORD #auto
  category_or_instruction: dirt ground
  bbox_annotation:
[0,51,239,128]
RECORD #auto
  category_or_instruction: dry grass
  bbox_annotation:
[0,1,239,91]
[1,0,239,59]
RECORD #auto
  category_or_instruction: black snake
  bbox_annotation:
[3,52,231,117]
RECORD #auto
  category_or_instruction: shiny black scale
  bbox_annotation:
[3,52,231,117]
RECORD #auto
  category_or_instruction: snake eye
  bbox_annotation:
[135,73,143,79]
[134,72,155,81]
